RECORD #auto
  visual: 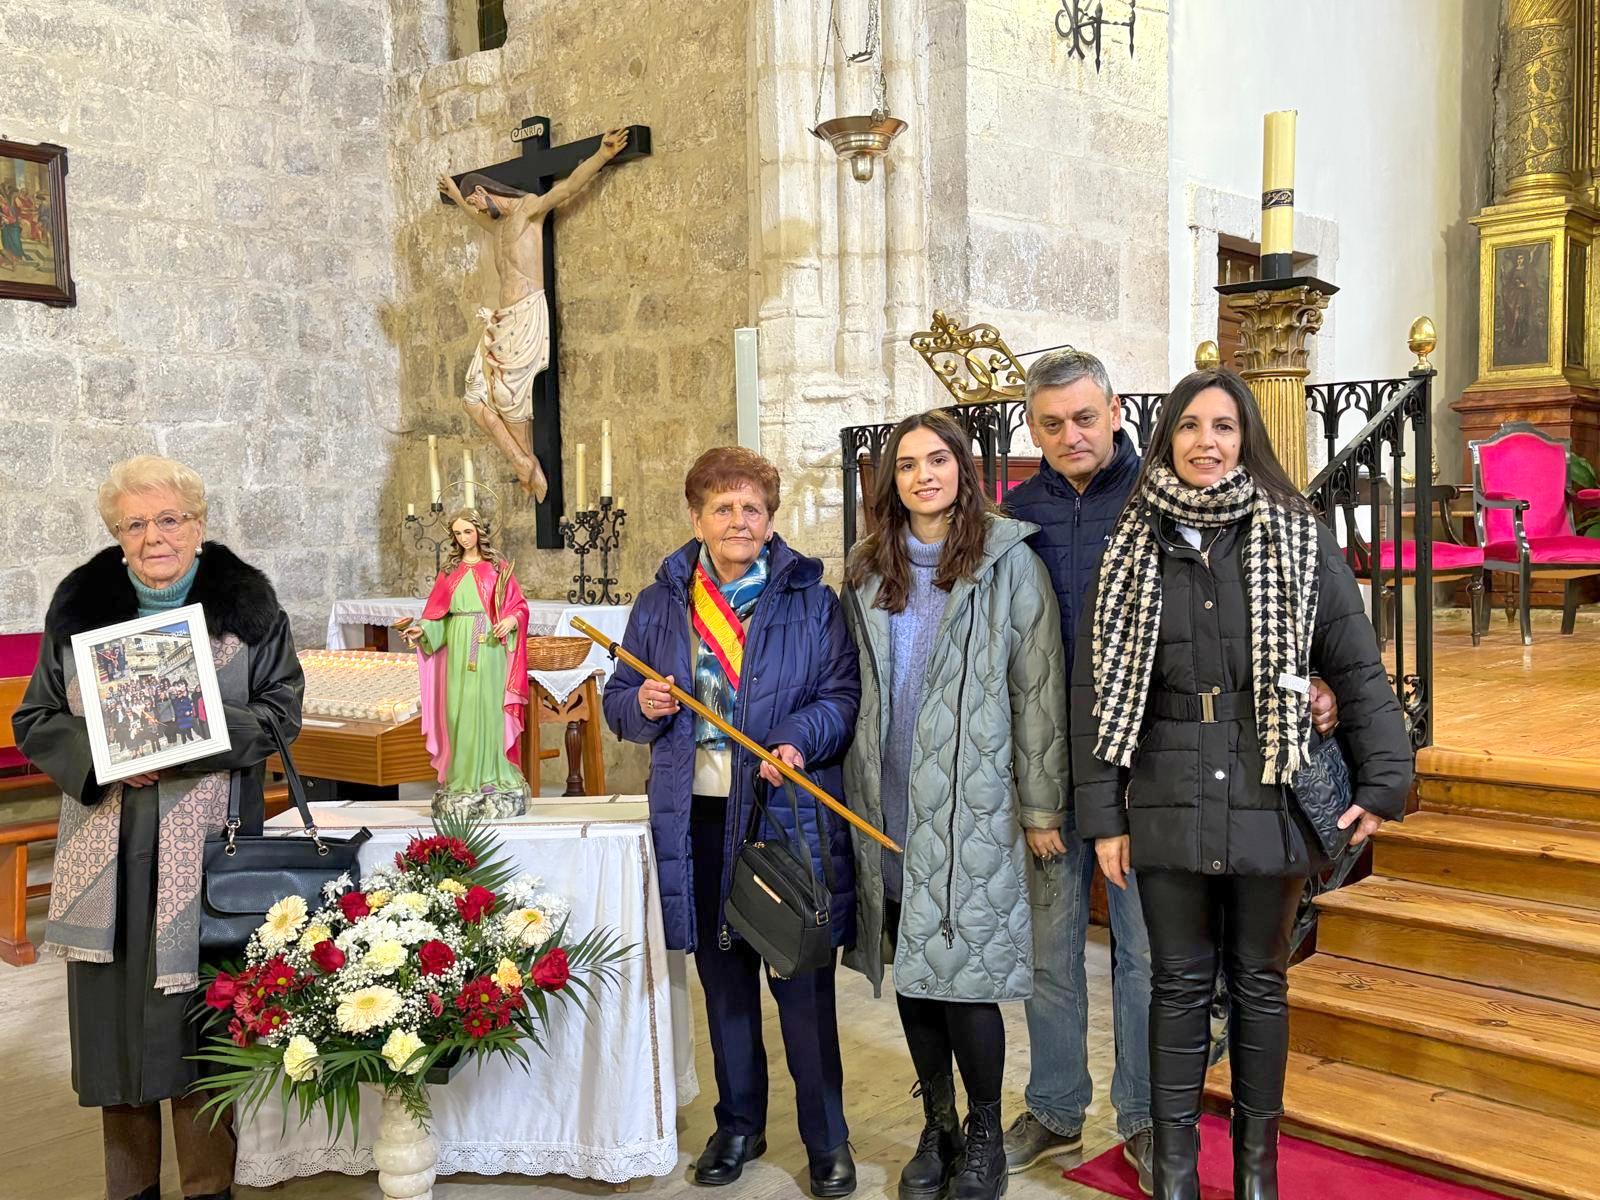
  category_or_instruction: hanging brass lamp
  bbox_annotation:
[811,0,905,182]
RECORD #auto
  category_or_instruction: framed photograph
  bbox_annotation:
[0,138,75,307]
[70,604,231,784]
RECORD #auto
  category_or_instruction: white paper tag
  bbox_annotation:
[1278,672,1311,696]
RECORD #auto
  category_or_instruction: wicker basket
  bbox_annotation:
[526,636,591,671]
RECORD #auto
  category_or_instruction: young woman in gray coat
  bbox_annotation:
[1073,371,1413,1200]
[843,411,1069,1200]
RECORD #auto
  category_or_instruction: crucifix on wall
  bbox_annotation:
[439,116,652,548]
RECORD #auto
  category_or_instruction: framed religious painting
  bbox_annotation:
[1491,239,1550,368]
[70,605,231,784]
[0,139,75,307]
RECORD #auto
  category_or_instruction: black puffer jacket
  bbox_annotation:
[1072,511,1413,877]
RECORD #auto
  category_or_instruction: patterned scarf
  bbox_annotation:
[41,634,244,993]
[1092,464,1321,783]
[691,544,769,748]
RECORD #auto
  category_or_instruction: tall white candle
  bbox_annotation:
[600,419,613,499]
[575,443,588,511]
[406,502,416,518]
[463,449,476,509]
[427,435,441,504]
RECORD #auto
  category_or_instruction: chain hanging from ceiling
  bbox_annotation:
[810,0,906,183]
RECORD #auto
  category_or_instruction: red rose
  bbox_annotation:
[531,947,570,991]
[454,885,496,924]
[228,1017,253,1047]
[204,973,240,1010]
[417,939,456,976]
[338,892,371,921]
[427,992,445,1018]
[254,1005,289,1036]
[310,940,346,973]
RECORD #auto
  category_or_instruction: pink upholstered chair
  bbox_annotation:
[1348,482,1485,648]
[1471,421,1600,645]
[0,631,45,786]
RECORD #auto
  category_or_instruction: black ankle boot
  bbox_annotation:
[1152,1121,1200,1200]
[899,1075,964,1200]
[1232,1113,1280,1200]
[949,1101,1006,1200]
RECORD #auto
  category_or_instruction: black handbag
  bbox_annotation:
[1288,729,1356,859]
[200,721,371,961]
[723,774,838,979]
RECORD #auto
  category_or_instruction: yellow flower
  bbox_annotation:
[336,986,403,1033]
[504,906,552,947]
[258,894,308,949]
[368,889,394,910]
[391,891,431,917]
[363,940,407,975]
[381,1028,426,1076]
[492,958,523,991]
[437,878,467,896]
[282,1035,319,1082]
[297,923,333,953]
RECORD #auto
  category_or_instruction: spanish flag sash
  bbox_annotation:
[691,561,747,691]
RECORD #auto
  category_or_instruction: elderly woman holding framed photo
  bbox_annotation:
[13,454,303,1200]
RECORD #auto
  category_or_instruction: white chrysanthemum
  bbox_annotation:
[532,891,571,925]
[437,877,467,896]
[297,923,333,953]
[334,928,361,953]
[502,906,553,947]
[502,873,546,908]
[321,873,352,901]
[336,986,403,1033]
[395,918,438,946]
[492,958,523,992]
[391,891,431,917]
[364,940,406,975]
[258,895,309,949]
[380,1028,427,1076]
[282,1035,320,1082]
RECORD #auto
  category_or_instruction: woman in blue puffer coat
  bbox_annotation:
[603,446,861,1198]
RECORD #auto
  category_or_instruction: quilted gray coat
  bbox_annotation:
[841,516,1068,1002]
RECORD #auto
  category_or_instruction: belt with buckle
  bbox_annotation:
[1148,689,1252,724]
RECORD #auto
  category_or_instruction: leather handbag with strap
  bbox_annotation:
[723,773,838,979]
[199,720,371,960]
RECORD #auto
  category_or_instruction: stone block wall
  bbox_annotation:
[0,0,400,646]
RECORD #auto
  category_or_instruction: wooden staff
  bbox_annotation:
[569,616,901,854]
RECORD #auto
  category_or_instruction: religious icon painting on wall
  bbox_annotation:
[0,138,75,307]
[1492,240,1550,369]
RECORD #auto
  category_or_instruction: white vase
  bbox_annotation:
[372,1089,438,1200]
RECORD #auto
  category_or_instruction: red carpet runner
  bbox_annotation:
[1063,1113,1505,1199]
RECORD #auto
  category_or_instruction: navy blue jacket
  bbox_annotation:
[1004,429,1140,678]
[602,533,860,953]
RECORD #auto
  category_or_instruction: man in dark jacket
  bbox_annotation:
[1002,349,1157,1189]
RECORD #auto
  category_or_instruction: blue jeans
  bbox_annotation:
[1024,828,1153,1140]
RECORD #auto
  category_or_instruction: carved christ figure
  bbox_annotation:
[437,127,629,501]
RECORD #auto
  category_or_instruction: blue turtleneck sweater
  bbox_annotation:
[130,558,200,618]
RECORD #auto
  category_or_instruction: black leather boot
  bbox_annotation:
[1232,1112,1280,1200]
[899,1075,964,1200]
[693,1128,767,1186]
[948,1101,1006,1200]
[809,1142,858,1198]
[1152,1121,1200,1200]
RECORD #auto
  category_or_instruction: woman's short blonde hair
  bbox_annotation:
[96,455,209,535]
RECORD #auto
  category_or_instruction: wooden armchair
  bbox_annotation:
[1470,421,1600,645]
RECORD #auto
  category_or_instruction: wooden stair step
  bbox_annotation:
[1417,747,1600,830]
[1287,954,1600,1126]
[1205,1050,1600,1200]
[1373,812,1600,911]
[1315,875,1600,1007]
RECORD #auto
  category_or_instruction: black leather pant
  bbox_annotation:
[1138,871,1302,1124]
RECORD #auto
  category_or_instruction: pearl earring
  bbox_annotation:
[195,543,203,555]
[121,556,128,565]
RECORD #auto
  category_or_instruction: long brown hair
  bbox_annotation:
[846,410,995,612]
[443,507,504,571]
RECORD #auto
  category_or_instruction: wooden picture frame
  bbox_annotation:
[0,139,75,307]
[70,605,231,784]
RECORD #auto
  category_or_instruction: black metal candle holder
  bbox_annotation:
[558,496,632,605]
[404,501,454,592]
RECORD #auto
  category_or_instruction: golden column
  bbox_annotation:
[1216,111,1337,490]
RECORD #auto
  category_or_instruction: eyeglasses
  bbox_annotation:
[115,511,194,539]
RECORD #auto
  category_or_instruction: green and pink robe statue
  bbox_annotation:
[414,559,531,818]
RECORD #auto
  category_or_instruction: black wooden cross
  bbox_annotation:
[445,117,653,548]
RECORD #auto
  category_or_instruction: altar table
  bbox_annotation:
[234,800,696,1186]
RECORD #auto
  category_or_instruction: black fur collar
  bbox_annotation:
[45,542,282,644]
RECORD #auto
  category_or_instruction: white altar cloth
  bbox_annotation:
[235,808,692,1185]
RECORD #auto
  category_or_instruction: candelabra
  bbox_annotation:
[559,496,631,605]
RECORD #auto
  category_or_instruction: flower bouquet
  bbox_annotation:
[191,815,626,1198]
